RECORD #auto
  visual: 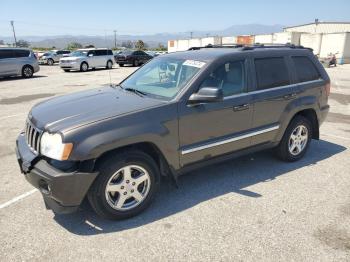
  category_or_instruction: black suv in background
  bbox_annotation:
[115,50,153,67]
[16,45,330,220]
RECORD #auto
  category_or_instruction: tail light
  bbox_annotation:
[325,81,331,96]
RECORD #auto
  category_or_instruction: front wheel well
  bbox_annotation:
[292,109,319,139]
[94,142,171,177]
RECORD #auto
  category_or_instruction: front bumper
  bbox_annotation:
[59,62,80,70]
[16,133,98,214]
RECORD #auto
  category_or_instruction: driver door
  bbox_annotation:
[178,59,254,166]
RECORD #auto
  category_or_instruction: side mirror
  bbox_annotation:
[188,87,223,105]
[88,54,93,57]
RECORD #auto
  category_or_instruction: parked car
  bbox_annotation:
[115,50,153,67]
[16,45,330,219]
[0,48,40,78]
[39,50,71,65]
[59,48,114,72]
[145,51,158,57]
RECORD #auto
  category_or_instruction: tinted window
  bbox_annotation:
[95,50,107,56]
[292,56,320,82]
[56,51,63,55]
[14,50,30,57]
[87,50,95,56]
[200,61,246,97]
[255,57,290,90]
[107,50,113,55]
[0,50,15,59]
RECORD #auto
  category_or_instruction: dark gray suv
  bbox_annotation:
[16,45,330,220]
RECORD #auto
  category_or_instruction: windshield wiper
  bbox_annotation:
[124,87,147,97]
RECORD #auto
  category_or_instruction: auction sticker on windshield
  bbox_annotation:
[183,60,206,68]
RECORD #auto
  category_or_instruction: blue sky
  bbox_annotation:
[0,0,349,36]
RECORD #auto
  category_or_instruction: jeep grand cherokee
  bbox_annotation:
[16,44,330,220]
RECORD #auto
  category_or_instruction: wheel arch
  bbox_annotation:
[290,108,319,139]
[93,142,173,180]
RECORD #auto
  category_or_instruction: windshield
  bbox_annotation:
[120,50,132,55]
[70,50,87,57]
[121,57,205,100]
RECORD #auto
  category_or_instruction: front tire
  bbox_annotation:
[80,62,89,72]
[88,150,160,220]
[119,63,124,67]
[22,65,34,78]
[47,59,54,66]
[63,69,70,72]
[276,116,312,162]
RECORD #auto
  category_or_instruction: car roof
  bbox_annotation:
[163,47,313,62]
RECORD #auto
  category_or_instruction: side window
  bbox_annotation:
[0,50,15,59]
[56,51,63,55]
[254,57,290,90]
[14,50,30,58]
[292,56,320,82]
[87,50,95,56]
[200,61,246,97]
[107,50,113,55]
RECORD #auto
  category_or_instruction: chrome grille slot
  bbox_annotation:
[25,120,42,154]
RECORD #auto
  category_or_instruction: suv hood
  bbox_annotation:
[29,86,165,133]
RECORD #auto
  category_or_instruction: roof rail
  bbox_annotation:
[188,43,313,52]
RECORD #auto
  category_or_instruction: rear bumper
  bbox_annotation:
[319,104,330,125]
[16,133,98,214]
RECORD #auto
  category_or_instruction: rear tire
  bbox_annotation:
[22,65,34,78]
[275,116,312,162]
[80,62,88,72]
[106,60,113,69]
[133,60,139,67]
[88,150,160,220]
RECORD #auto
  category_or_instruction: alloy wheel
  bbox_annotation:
[105,165,151,211]
[288,125,308,156]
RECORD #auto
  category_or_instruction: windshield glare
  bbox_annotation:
[121,57,204,100]
[70,50,87,57]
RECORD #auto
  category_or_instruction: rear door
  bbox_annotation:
[249,55,295,145]
[179,58,254,166]
[0,49,17,76]
[87,50,98,67]
[13,49,31,74]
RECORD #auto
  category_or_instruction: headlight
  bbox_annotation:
[40,132,73,161]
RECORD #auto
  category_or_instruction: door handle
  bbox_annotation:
[233,104,250,111]
[283,93,297,100]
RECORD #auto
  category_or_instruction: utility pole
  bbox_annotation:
[190,32,193,39]
[10,20,17,47]
[113,30,117,49]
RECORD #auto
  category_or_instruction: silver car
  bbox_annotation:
[39,50,71,66]
[0,48,40,78]
[59,48,114,72]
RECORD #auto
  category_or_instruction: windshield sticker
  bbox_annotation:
[183,60,206,68]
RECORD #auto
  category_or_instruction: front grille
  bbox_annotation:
[25,120,42,154]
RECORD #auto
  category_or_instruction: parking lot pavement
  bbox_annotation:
[0,64,349,261]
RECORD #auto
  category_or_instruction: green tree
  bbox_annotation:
[66,42,83,50]
[135,40,145,50]
[16,39,30,47]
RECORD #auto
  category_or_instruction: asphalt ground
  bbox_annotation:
[0,64,349,261]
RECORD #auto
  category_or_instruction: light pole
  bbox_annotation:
[113,30,117,49]
[10,20,17,47]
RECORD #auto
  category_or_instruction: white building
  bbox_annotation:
[284,21,350,34]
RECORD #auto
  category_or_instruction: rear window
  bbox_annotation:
[14,50,30,58]
[292,56,320,82]
[0,50,15,59]
[255,57,290,90]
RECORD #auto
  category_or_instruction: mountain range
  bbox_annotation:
[0,24,284,48]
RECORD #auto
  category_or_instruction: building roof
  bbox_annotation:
[284,21,350,30]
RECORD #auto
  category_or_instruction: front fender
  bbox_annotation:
[64,103,180,170]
